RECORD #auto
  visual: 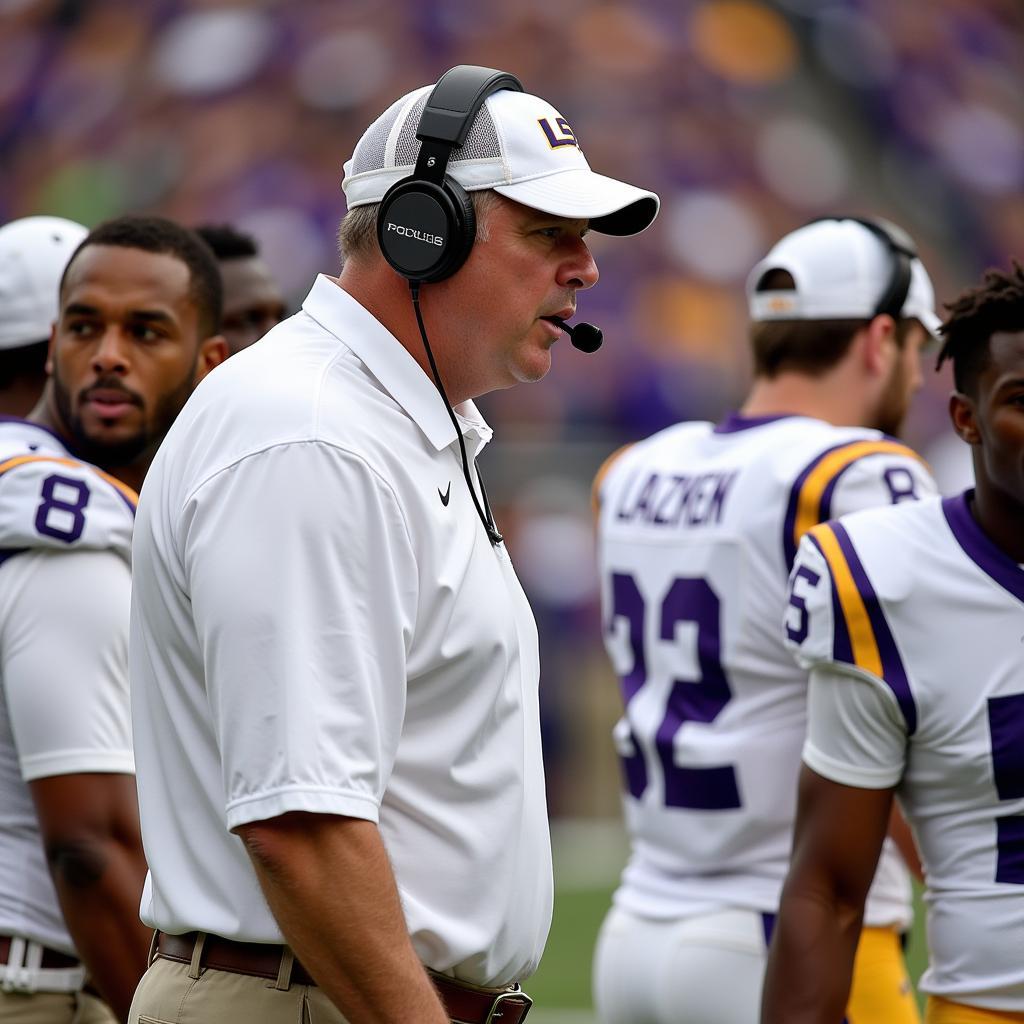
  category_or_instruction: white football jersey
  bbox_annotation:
[596,413,936,923]
[787,492,1024,1012]
[0,417,136,953]
[0,418,136,565]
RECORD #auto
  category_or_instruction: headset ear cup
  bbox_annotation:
[377,177,441,279]
[376,177,476,284]
[438,178,476,281]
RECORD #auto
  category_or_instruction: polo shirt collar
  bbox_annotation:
[302,275,493,455]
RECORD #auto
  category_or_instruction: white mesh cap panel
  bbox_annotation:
[389,93,429,169]
[451,104,502,163]
[342,82,659,235]
[349,94,407,179]
[350,91,504,180]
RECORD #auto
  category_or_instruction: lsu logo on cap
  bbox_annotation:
[538,117,578,149]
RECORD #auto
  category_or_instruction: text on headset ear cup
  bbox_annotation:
[376,177,476,284]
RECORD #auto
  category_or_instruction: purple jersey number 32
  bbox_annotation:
[608,572,741,811]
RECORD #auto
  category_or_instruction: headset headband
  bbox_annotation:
[414,67,524,186]
[806,216,916,321]
[376,65,524,285]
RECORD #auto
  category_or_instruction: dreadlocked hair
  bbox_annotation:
[936,260,1024,393]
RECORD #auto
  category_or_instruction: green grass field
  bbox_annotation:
[525,823,930,1023]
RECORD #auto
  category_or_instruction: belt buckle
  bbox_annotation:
[485,986,532,1023]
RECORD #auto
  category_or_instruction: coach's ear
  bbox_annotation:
[193,334,229,385]
[949,390,981,445]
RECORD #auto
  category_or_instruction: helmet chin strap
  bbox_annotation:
[409,281,503,547]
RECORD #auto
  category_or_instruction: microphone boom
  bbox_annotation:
[543,316,604,353]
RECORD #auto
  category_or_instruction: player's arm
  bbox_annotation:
[237,813,447,1023]
[768,528,913,1021]
[3,549,149,1022]
[827,443,937,519]
[30,774,149,1021]
[183,443,444,1024]
[761,766,895,1023]
[792,445,933,875]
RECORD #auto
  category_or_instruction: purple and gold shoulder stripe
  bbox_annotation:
[783,439,928,568]
[0,453,139,514]
[805,521,917,735]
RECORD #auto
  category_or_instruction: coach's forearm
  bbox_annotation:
[760,887,861,1024]
[238,812,447,1024]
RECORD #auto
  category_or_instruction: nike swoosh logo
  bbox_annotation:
[439,482,451,506]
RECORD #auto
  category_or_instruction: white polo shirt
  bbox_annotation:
[129,275,552,988]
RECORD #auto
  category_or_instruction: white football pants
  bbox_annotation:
[593,906,771,1024]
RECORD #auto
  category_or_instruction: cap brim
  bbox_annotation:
[913,307,943,342]
[493,169,659,236]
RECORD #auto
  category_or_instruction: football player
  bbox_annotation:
[764,263,1024,1022]
[0,215,226,1022]
[0,216,87,416]
[593,218,939,1024]
[194,222,286,354]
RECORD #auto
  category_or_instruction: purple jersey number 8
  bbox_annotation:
[35,473,91,543]
[608,572,741,811]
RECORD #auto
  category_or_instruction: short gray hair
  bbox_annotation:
[337,190,503,266]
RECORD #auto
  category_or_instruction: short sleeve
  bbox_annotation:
[785,526,910,789]
[829,448,938,519]
[179,441,419,831]
[784,440,936,570]
[803,662,907,789]
[783,533,835,669]
[591,443,632,519]
[0,455,136,560]
[1,549,134,780]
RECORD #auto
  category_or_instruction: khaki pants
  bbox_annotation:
[128,957,350,1024]
[0,988,116,1024]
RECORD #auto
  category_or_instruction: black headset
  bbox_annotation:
[376,65,523,284]
[375,66,524,548]
[805,216,917,320]
[376,66,601,547]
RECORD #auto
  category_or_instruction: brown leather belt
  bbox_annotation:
[0,935,80,970]
[155,932,532,1023]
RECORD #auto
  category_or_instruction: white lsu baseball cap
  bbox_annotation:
[747,218,942,341]
[0,215,89,351]
[342,84,660,236]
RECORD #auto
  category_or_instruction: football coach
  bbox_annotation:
[127,66,659,1024]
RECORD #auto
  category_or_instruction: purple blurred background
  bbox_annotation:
[5,0,1021,814]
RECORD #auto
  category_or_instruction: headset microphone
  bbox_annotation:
[543,316,604,353]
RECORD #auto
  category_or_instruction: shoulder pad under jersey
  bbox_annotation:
[0,451,137,565]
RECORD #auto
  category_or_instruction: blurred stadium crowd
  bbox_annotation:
[4,0,1022,815]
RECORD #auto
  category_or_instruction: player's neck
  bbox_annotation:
[0,376,46,419]
[742,373,871,428]
[969,476,1024,564]
[25,386,64,438]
